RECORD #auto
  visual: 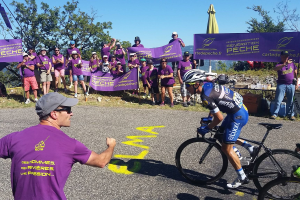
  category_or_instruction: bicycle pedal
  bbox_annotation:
[244,177,250,184]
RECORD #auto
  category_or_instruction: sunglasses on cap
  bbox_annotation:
[54,107,72,114]
[185,82,197,88]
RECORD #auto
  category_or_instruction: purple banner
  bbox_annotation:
[0,5,12,29]
[127,41,182,64]
[194,32,300,62]
[0,39,23,62]
[64,60,91,76]
[89,67,139,91]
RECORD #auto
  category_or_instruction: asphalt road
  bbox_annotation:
[0,106,299,200]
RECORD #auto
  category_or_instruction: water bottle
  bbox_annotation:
[233,146,242,160]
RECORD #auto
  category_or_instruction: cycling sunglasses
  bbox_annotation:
[54,107,72,114]
[185,82,197,88]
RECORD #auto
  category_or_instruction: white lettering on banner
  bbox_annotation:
[228,122,240,140]
[219,101,235,109]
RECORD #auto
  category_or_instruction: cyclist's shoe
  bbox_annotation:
[227,177,250,188]
[250,146,259,158]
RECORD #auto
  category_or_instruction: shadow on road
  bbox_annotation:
[177,193,200,200]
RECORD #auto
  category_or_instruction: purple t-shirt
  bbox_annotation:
[69,58,83,75]
[89,59,100,72]
[146,68,159,87]
[52,54,64,70]
[20,60,35,77]
[276,62,297,85]
[66,48,81,59]
[132,44,144,48]
[110,61,118,75]
[101,47,110,59]
[140,66,149,85]
[128,59,140,69]
[0,124,91,200]
[158,65,175,85]
[37,55,51,70]
[169,38,184,45]
[28,52,38,64]
[178,60,193,79]
[115,49,126,65]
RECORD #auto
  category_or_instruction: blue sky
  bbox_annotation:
[1,0,299,48]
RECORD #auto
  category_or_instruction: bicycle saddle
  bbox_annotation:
[259,123,282,130]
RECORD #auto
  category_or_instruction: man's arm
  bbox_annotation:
[179,39,185,47]
[27,64,35,71]
[85,138,116,168]
[274,63,285,71]
[207,111,223,129]
[110,38,116,49]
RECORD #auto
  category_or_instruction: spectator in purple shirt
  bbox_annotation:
[36,48,52,95]
[270,51,298,121]
[145,60,160,105]
[169,32,185,78]
[17,53,38,104]
[109,55,118,75]
[132,36,144,48]
[114,42,127,73]
[140,58,149,95]
[101,38,116,61]
[89,52,101,72]
[178,51,193,107]
[66,41,81,88]
[52,47,67,93]
[0,92,116,200]
[158,58,175,107]
[116,61,124,75]
[128,53,140,70]
[28,46,41,95]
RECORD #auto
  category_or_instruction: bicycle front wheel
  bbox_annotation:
[258,177,300,200]
[175,138,228,185]
[253,149,300,191]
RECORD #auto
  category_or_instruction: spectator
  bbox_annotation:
[68,51,88,98]
[158,58,175,107]
[114,42,126,73]
[36,48,52,95]
[146,60,160,105]
[270,51,298,121]
[128,53,140,70]
[52,47,67,93]
[178,51,193,107]
[89,52,101,73]
[101,38,116,61]
[17,53,38,104]
[66,41,81,88]
[140,58,149,96]
[0,92,116,199]
[169,32,185,77]
[100,55,111,73]
[132,36,144,48]
[116,61,124,75]
[28,46,41,95]
[109,55,118,75]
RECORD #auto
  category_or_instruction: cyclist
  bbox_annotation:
[182,69,258,188]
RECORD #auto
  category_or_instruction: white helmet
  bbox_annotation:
[182,69,206,83]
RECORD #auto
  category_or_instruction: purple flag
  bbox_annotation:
[0,4,12,29]
[0,39,23,62]
[81,60,92,76]
[127,41,183,64]
[89,68,139,91]
[194,32,300,62]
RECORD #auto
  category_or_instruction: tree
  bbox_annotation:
[274,1,299,32]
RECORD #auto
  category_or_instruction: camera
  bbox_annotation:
[293,78,297,85]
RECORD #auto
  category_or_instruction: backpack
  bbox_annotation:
[0,82,7,97]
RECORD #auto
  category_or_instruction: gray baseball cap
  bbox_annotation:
[36,92,78,117]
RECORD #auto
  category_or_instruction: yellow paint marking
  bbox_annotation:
[114,150,149,159]
[107,160,141,175]
[122,135,157,149]
[136,126,165,135]
[235,191,245,197]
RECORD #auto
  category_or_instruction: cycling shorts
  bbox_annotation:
[220,104,249,144]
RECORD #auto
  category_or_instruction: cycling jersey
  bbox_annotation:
[201,82,243,114]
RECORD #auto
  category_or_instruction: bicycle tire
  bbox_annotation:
[175,138,228,185]
[253,149,300,191]
[258,177,300,200]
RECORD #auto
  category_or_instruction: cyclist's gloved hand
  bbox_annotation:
[197,125,210,136]
[202,117,213,122]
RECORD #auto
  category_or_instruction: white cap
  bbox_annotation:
[92,52,97,55]
[72,51,78,55]
[130,53,136,56]
[172,32,178,35]
[23,52,28,57]
[117,61,121,64]
[103,55,108,58]
[116,42,121,45]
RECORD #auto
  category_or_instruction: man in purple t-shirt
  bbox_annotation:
[132,36,144,48]
[0,92,116,200]
[101,38,116,61]
[17,52,38,104]
[178,51,193,107]
[36,48,52,95]
[114,42,127,73]
[28,46,41,95]
[169,32,185,78]
[270,51,298,121]
[52,47,67,93]
[66,41,81,88]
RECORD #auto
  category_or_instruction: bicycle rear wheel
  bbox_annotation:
[175,138,228,185]
[253,149,300,191]
[258,177,300,200]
